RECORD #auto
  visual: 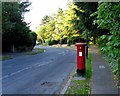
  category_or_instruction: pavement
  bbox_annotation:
[2,45,76,94]
[89,45,119,95]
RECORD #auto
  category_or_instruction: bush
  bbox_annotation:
[29,32,37,47]
[15,32,37,52]
[45,39,59,45]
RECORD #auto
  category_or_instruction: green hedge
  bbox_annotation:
[93,2,120,76]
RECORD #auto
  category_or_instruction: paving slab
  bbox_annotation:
[73,77,86,80]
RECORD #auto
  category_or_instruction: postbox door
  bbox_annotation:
[77,45,85,69]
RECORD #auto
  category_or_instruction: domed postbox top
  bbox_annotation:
[75,43,86,46]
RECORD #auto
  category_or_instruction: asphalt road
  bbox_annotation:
[2,46,76,94]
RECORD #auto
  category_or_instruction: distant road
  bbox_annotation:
[2,45,76,94]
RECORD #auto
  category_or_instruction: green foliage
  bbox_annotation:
[36,15,56,45]
[29,32,37,47]
[36,2,99,45]
[2,2,36,52]
[36,2,80,46]
[0,56,12,61]
[25,48,44,55]
[86,53,92,80]
[74,2,98,44]
[94,2,120,75]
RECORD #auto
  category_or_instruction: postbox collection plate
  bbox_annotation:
[79,52,82,56]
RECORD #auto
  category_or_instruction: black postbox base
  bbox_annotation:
[77,69,85,76]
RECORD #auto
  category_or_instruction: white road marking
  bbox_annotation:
[1,75,9,79]
[1,61,53,80]
[58,51,66,55]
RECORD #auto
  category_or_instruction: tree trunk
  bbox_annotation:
[59,40,62,45]
[41,38,45,45]
[67,39,70,46]
[11,45,15,53]
[93,31,96,44]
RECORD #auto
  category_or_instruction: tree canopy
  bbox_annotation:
[2,2,37,52]
[36,2,80,46]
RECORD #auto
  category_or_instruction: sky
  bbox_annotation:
[24,0,70,31]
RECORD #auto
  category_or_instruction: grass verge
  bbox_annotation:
[0,55,12,61]
[26,48,45,55]
[65,53,92,95]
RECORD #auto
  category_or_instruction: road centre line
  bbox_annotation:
[1,61,53,80]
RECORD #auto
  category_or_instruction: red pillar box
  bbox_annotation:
[75,43,86,76]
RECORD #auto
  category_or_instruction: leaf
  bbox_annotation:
[100,35,106,40]
[108,35,112,41]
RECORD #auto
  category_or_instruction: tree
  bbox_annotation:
[63,2,80,45]
[36,2,81,46]
[54,8,64,44]
[36,1,100,46]
[36,26,46,45]
[74,2,98,44]
[2,2,37,52]
[36,15,56,45]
